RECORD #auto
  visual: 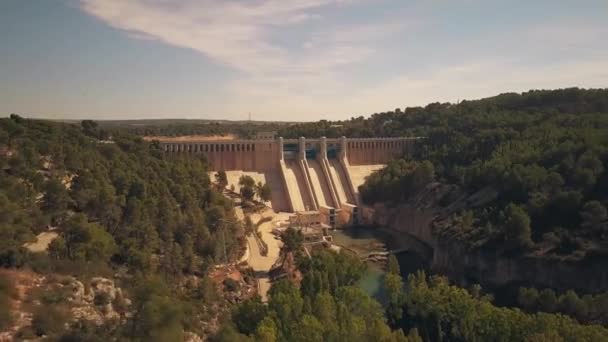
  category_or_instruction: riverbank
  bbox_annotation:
[329,226,429,301]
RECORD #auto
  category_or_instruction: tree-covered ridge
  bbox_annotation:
[402,272,608,342]
[225,250,421,342]
[517,286,608,326]
[225,249,608,342]
[1,115,243,271]
[0,115,244,339]
[97,119,290,139]
[348,89,608,256]
[278,88,608,139]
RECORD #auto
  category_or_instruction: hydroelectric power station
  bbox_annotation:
[159,136,416,227]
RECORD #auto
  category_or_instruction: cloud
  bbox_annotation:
[78,0,392,77]
[218,56,608,121]
[76,1,608,121]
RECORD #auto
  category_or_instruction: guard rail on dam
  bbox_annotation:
[158,136,417,226]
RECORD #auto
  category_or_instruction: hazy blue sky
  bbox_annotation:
[1,0,607,121]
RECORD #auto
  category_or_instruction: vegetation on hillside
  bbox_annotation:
[225,250,419,342]
[400,271,608,342]
[348,89,608,257]
[518,286,608,326]
[97,119,289,139]
[0,275,15,331]
[0,115,244,339]
[224,249,608,342]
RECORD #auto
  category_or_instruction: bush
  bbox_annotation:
[32,305,70,336]
[16,326,37,340]
[223,278,240,292]
[94,292,111,306]
[0,275,14,331]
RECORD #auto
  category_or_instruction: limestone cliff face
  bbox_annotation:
[432,241,608,294]
[370,183,608,294]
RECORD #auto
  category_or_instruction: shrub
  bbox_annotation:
[223,278,240,292]
[32,305,70,336]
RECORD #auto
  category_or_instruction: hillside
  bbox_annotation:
[0,115,246,340]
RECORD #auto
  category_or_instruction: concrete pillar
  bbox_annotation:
[279,137,284,161]
[340,136,347,159]
[320,136,328,159]
[299,137,306,160]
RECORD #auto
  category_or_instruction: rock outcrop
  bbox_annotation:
[67,276,130,324]
[370,183,608,294]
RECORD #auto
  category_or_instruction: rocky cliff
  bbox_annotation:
[369,183,608,294]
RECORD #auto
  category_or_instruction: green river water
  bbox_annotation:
[329,226,429,302]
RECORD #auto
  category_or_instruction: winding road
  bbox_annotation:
[237,206,289,301]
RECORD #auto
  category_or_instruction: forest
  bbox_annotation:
[310,88,608,257]
[0,115,244,340]
[96,119,289,139]
[225,244,608,342]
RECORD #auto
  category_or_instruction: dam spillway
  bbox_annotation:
[282,159,316,212]
[306,159,334,209]
[158,136,417,226]
[328,158,356,206]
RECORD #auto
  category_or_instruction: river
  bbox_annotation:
[330,226,430,302]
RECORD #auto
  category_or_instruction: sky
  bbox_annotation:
[1,0,607,121]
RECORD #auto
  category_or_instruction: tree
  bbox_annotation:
[387,254,400,275]
[81,119,99,138]
[518,287,539,312]
[254,317,278,342]
[239,175,255,188]
[268,279,304,338]
[407,328,424,342]
[581,201,607,232]
[313,292,337,326]
[130,276,184,341]
[560,290,586,318]
[42,179,71,218]
[538,288,558,313]
[503,203,533,249]
[61,214,117,262]
[48,237,68,259]
[239,176,256,201]
[4,116,24,147]
[411,160,435,192]
[282,227,303,252]
[215,170,228,190]
[385,272,404,324]
[404,272,608,341]
[525,331,564,342]
[31,305,71,337]
[290,315,324,342]
[233,297,268,335]
[257,182,272,202]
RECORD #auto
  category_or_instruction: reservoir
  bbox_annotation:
[330,226,430,302]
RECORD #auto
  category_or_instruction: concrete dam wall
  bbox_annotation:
[159,136,416,226]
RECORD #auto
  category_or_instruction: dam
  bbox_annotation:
[159,136,415,227]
